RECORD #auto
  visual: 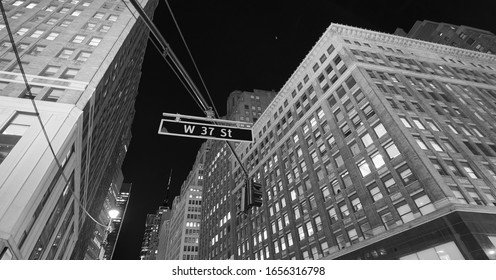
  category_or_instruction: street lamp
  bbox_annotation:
[101,209,120,260]
[108,209,120,220]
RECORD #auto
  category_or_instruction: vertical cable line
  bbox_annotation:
[127,0,250,178]
[163,0,220,118]
[121,0,204,110]
[162,0,250,178]
[0,2,107,228]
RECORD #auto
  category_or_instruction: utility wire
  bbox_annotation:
[0,2,107,229]
[164,0,221,118]
[162,0,250,178]
[121,0,204,110]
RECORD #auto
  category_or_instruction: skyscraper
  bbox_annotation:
[0,0,158,260]
[395,20,496,54]
[162,141,209,260]
[198,89,277,260]
[200,23,496,260]
[140,206,170,260]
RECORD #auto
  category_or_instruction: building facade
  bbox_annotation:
[200,23,496,260]
[139,206,170,260]
[163,141,210,260]
[198,89,277,259]
[395,20,496,54]
[0,0,158,260]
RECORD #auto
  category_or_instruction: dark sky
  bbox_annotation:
[113,0,496,259]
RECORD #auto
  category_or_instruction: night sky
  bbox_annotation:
[113,0,496,259]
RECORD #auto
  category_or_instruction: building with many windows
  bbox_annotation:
[200,22,496,260]
[0,0,158,259]
[198,89,277,260]
[139,206,170,260]
[163,141,209,260]
[395,20,496,54]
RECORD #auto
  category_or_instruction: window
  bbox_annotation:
[71,10,82,16]
[368,183,383,201]
[72,35,86,43]
[45,5,56,11]
[351,195,362,211]
[40,66,60,77]
[30,30,44,38]
[358,159,371,177]
[13,1,25,6]
[297,226,305,241]
[371,152,385,169]
[445,160,464,177]
[328,207,338,223]
[400,117,412,128]
[339,202,350,218]
[361,133,373,147]
[415,136,428,150]
[380,211,396,230]
[426,120,440,131]
[447,123,458,134]
[398,164,416,185]
[348,228,359,244]
[306,221,314,237]
[413,193,435,215]
[373,123,387,138]
[59,20,72,27]
[108,15,119,21]
[16,28,29,36]
[88,37,102,46]
[94,12,105,19]
[428,138,443,152]
[76,51,91,62]
[0,113,36,165]
[412,118,425,130]
[58,7,70,14]
[430,158,448,175]
[460,162,479,179]
[46,32,59,41]
[467,188,484,205]
[99,25,111,33]
[396,203,414,223]
[331,178,340,195]
[451,186,468,204]
[400,241,464,260]
[362,104,375,119]
[46,18,58,25]
[57,49,74,59]
[384,141,400,159]
[60,68,78,79]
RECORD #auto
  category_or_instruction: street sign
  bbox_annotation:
[158,114,253,142]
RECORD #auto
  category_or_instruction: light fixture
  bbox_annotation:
[108,209,120,219]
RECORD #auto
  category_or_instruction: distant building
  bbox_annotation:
[395,20,496,54]
[198,89,277,260]
[164,141,209,260]
[200,22,496,260]
[156,211,172,260]
[139,206,170,260]
[103,185,131,260]
[0,0,159,260]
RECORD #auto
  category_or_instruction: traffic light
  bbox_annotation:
[248,180,263,208]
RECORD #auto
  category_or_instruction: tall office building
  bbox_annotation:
[0,0,158,260]
[200,23,496,260]
[102,184,130,260]
[139,206,170,260]
[156,208,172,260]
[395,20,496,54]
[163,141,209,260]
[198,89,277,259]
